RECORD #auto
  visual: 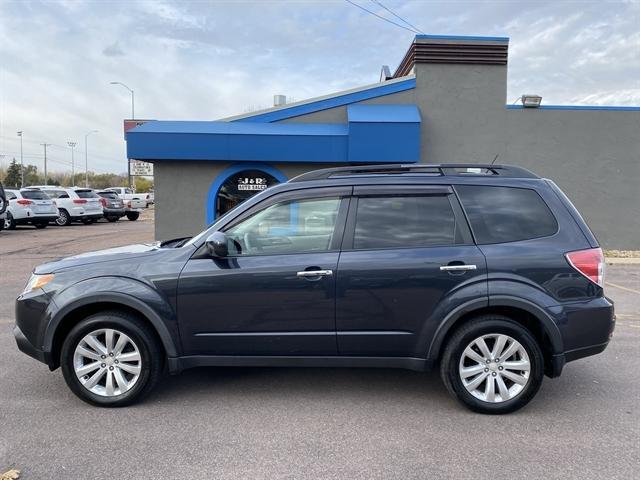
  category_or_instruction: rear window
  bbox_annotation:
[354,195,456,249]
[21,190,50,200]
[456,185,558,244]
[43,190,67,199]
[98,192,119,199]
[75,189,99,199]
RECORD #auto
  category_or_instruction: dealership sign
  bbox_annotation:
[130,160,153,176]
[237,177,268,191]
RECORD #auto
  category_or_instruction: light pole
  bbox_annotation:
[40,143,51,185]
[67,141,77,186]
[110,81,134,188]
[17,131,24,187]
[84,130,98,187]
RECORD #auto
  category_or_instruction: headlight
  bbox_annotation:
[23,273,55,294]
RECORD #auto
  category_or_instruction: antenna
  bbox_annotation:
[491,154,499,165]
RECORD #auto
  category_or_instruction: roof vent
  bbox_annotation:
[273,95,287,107]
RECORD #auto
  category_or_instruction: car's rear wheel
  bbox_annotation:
[440,315,544,414]
[81,218,94,225]
[5,212,16,230]
[34,221,48,229]
[56,209,71,226]
[106,216,119,222]
[60,311,163,407]
[126,212,139,221]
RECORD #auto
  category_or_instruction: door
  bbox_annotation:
[336,186,487,357]
[177,188,350,356]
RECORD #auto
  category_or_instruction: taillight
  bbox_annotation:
[100,198,107,207]
[127,201,132,208]
[17,199,33,206]
[565,248,605,287]
[73,199,87,204]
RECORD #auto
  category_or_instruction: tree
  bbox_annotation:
[23,165,40,186]
[3,158,21,188]
[134,176,153,192]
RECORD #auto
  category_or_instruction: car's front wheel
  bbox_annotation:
[440,315,544,414]
[60,311,163,407]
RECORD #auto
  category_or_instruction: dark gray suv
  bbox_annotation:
[14,164,615,413]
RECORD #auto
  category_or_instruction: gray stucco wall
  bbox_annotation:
[154,62,639,248]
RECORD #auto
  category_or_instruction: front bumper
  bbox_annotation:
[14,324,50,366]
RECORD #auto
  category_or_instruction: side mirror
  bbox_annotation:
[205,231,229,257]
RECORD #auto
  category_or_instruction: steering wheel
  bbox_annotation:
[243,232,261,252]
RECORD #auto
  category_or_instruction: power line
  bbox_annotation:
[370,0,424,34]
[344,0,420,34]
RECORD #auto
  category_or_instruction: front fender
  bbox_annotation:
[42,276,179,357]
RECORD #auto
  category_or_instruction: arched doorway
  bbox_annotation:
[206,163,288,224]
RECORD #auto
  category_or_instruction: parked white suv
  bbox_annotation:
[39,187,104,226]
[3,188,59,229]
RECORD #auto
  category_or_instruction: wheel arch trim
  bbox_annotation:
[43,291,178,358]
[427,296,564,361]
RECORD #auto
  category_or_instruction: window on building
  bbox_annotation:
[456,185,558,244]
[353,195,456,249]
[216,170,281,218]
[224,197,342,255]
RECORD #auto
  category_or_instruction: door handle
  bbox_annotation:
[296,269,333,278]
[439,264,477,271]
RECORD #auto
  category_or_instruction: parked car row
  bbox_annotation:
[0,185,150,231]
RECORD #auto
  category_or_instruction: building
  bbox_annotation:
[126,35,640,248]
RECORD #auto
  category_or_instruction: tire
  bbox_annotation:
[106,216,119,223]
[126,212,139,221]
[5,211,16,230]
[440,315,544,414]
[34,222,48,229]
[81,218,94,225]
[60,311,163,407]
[56,209,71,226]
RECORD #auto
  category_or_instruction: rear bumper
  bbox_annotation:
[71,213,103,220]
[548,297,615,377]
[103,208,125,216]
[15,215,58,224]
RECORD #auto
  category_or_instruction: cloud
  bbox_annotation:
[0,0,638,174]
[102,42,125,57]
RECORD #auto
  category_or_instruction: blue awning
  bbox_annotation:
[126,104,421,164]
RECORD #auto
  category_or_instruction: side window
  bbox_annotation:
[353,195,456,249]
[456,185,558,244]
[224,197,342,256]
[6,192,17,200]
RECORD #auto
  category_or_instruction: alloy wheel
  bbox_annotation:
[458,333,531,403]
[73,328,142,397]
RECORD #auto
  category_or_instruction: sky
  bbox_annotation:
[0,0,638,175]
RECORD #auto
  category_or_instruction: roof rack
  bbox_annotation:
[289,163,539,182]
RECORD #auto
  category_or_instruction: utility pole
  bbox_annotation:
[67,141,77,186]
[40,143,51,185]
[17,131,24,187]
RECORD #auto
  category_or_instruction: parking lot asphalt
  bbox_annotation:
[1,213,638,479]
